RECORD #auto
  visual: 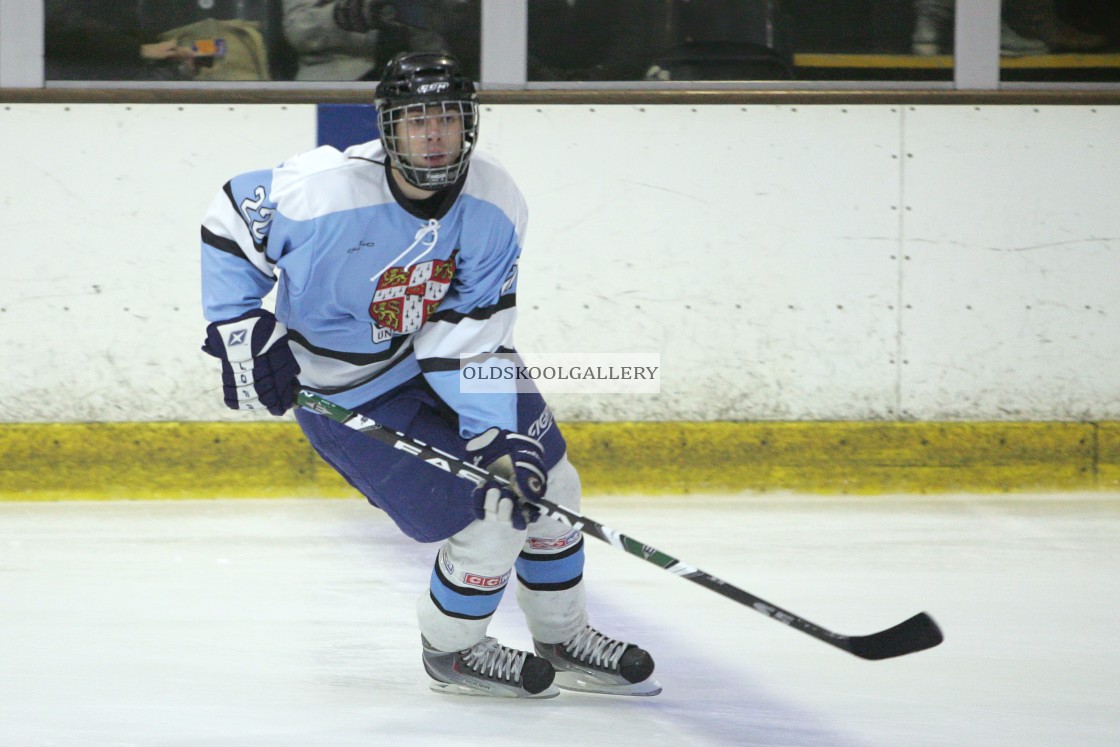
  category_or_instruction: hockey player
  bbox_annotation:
[199,52,660,698]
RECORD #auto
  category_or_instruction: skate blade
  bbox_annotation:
[428,680,560,699]
[553,671,662,696]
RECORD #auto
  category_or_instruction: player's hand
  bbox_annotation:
[465,427,548,504]
[202,309,300,416]
[471,480,540,531]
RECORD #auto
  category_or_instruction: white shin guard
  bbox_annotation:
[517,456,589,644]
[417,454,591,652]
[417,518,526,653]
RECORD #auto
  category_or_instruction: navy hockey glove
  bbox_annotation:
[202,309,300,417]
[466,428,548,502]
[466,428,547,529]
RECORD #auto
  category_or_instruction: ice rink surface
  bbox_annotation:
[2,492,1118,747]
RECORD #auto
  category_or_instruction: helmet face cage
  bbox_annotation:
[375,53,479,191]
[377,98,478,190]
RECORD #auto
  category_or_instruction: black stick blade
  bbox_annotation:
[842,612,944,660]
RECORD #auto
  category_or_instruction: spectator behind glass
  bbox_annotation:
[282,0,448,81]
[912,0,1106,56]
[45,0,191,80]
[45,0,288,81]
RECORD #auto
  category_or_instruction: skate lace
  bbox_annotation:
[564,626,628,670]
[463,637,527,683]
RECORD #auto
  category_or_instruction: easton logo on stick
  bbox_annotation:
[390,436,482,485]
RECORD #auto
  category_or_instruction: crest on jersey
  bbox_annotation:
[368,253,457,342]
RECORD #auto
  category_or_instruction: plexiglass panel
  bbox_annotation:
[998,0,1120,84]
[526,0,955,83]
[528,0,795,82]
[43,0,481,83]
[34,0,1120,85]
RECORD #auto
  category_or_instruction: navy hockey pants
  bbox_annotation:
[294,375,567,543]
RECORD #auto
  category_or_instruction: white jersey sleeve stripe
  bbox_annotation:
[413,305,516,365]
[287,330,416,393]
[201,187,276,279]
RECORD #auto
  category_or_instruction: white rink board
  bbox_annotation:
[900,105,1120,419]
[484,105,902,421]
[0,104,315,422]
[0,102,1117,422]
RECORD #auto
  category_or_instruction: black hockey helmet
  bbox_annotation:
[375,52,479,190]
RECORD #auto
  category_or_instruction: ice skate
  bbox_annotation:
[422,635,559,698]
[534,626,662,696]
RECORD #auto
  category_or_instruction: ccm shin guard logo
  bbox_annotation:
[462,570,510,589]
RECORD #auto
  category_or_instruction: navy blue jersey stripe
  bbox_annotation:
[221,181,267,253]
[201,226,274,280]
[427,294,516,324]
[287,328,411,366]
[416,345,516,373]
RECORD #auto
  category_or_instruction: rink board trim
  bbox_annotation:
[1,421,1117,500]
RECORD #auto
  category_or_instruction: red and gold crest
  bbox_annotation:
[369,253,457,339]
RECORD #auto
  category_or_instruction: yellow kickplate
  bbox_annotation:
[0,422,351,501]
[561,421,1101,495]
[1099,422,1120,490]
[0,420,1111,500]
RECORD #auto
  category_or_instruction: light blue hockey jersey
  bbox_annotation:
[200,139,525,437]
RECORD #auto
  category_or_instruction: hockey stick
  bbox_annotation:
[297,390,943,660]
